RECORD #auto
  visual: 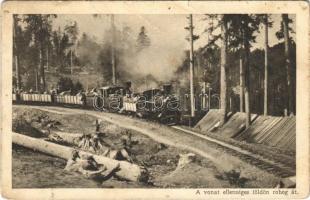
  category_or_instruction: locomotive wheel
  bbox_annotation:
[93,96,104,111]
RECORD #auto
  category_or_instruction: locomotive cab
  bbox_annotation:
[98,86,124,98]
[95,86,125,111]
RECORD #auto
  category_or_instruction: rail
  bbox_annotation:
[171,126,295,177]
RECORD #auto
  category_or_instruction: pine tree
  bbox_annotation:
[263,15,269,116]
[136,26,151,52]
[229,15,260,127]
[275,14,295,115]
[23,14,56,92]
[13,15,21,90]
[282,14,293,116]
[64,21,79,75]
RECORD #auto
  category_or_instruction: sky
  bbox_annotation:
[52,14,296,52]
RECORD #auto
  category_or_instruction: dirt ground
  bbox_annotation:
[12,106,281,188]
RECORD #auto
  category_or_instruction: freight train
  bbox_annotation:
[12,83,181,125]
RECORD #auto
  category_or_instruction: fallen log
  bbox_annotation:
[12,132,147,182]
[52,131,83,144]
[51,131,134,162]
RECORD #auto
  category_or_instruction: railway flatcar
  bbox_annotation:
[54,94,84,105]
[12,82,181,125]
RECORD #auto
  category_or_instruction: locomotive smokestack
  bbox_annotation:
[125,81,132,89]
[162,84,172,95]
[125,81,132,95]
[111,14,116,85]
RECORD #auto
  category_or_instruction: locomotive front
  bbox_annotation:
[123,84,180,125]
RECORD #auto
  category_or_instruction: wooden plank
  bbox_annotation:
[266,118,292,146]
[215,112,257,138]
[255,117,282,143]
[234,116,263,140]
[248,116,272,141]
[271,118,293,146]
[241,116,268,140]
[274,118,295,149]
[278,127,295,150]
[234,115,296,152]
[253,117,276,141]
[194,109,222,132]
[260,118,286,145]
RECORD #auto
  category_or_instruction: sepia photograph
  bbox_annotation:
[1,1,309,199]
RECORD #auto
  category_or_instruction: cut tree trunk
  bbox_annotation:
[12,132,147,182]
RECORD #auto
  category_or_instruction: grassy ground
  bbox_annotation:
[12,106,281,188]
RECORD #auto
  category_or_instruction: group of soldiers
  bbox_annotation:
[64,120,134,182]
[64,150,121,180]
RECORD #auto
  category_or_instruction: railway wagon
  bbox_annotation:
[13,93,84,105]
[12,83,181,125]
[20,93,52,103]
[54,95,83,105]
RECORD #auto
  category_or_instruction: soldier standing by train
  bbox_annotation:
[124,81,132,97]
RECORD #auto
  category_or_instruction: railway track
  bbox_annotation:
[14,104,296,178]
[171,126,295,178]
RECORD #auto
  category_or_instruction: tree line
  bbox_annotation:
[184,14,295,123]
[13,14,151,93]
[13,14,295,119]
[13,14,78,92]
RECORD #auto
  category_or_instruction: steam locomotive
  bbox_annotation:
[13,82,181,125]
[122,84,180,124]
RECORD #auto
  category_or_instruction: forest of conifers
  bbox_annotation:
[13,14,296,120]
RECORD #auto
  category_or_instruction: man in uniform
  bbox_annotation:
[65,150,120,179]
